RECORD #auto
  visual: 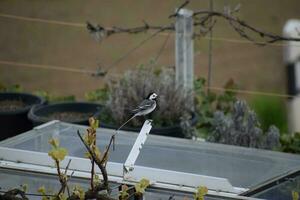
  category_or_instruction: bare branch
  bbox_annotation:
[192,9,300,44]
[87,21,174,41]
[77,131,110,192]
[169,0,190,18]
[87,5,300,45]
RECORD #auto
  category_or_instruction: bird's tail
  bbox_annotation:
[117,114,136,131]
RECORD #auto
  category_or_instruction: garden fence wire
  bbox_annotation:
[0,10,298,99]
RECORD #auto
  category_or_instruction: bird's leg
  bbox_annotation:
[147,119,153,125]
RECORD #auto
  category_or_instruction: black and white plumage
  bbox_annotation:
[117,92,158,131]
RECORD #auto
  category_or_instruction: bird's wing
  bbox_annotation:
[132,99,154,113]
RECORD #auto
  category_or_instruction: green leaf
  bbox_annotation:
[135,178,150,194]
[292,191,299,200]
[93,174,101,186]
[73,185,85,200]
[119,185,129,200]
[37,186,49,200]
[58,193,67,200]
[89,117,99,129]
[48,147,68,161]
[38,186,46,195]
[49,138,59,148]
[21,184,28,193]
[194,186,208,200]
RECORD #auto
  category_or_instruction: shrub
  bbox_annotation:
[0,82,23,92]
[85,87,109,104]
[34,90,76,103]
[280,133,300,153]
[208,100,281,150]
[194,78,237,138]
[101,66,193,131]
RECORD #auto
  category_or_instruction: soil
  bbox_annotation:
[0,100,26,112]
[46,111,94,122]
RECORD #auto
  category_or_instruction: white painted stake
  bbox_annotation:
[175,8,194,107]
[123,120,152,173]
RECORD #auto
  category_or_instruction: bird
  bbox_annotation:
[117,92,158,131]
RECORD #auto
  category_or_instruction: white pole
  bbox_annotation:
[283,19,300,133]
[175,9,194,107]
[123,120,152,173]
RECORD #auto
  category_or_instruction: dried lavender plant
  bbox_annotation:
[104,67,192,129]
[208,100,280,150]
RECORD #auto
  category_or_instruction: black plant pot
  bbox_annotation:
[0,92,45,140]
[28,102,103,126]
[100,113,198,138]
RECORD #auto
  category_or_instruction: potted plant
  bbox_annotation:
[28,102,103,126]
[91,67,197,138]
[0,92,45,140]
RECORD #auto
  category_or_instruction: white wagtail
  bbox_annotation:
[117,92,158,131]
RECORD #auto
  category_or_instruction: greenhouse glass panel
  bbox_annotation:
[242,169,300,200]
[136,132,300,188]
[0,121,136,163]
[1,120,300,197]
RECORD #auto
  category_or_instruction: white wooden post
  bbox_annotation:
[283,19,300,133]
[123,120,152,173]
[175,9,194,107]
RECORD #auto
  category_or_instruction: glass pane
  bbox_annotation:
[136,135,300,188]
[0,121,136,163]
[247,172,300,200]
[1,121,300,191]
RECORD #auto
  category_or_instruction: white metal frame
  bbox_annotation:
[0,160,260,200]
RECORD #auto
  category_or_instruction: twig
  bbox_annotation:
[77,131,109,192]
[55,160,67,196]
[0,189,28,200]
[91,159,95,190]
[87,5,300,45]
[64,159,72,174]
[169,0,190,18]
[87,21,174,41]
[192,9,300,44]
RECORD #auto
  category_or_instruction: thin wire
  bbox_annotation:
[201,36,298,47]
[0,59,294,98]
[0,60,94,74]
[0,12,299,47]
[207,86,294,98]
[0,13,296,99]
[105,29,165,72]
[207,0,214,93]
[146,31,171,94]
[152,31,171,63]
[0,13,85,27]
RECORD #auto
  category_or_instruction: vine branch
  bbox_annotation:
[87,1,300,45]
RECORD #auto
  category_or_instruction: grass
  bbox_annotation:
[250,96,288,134]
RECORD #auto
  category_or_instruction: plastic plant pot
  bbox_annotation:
[0,92,45,140]
[28,102,103,126]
